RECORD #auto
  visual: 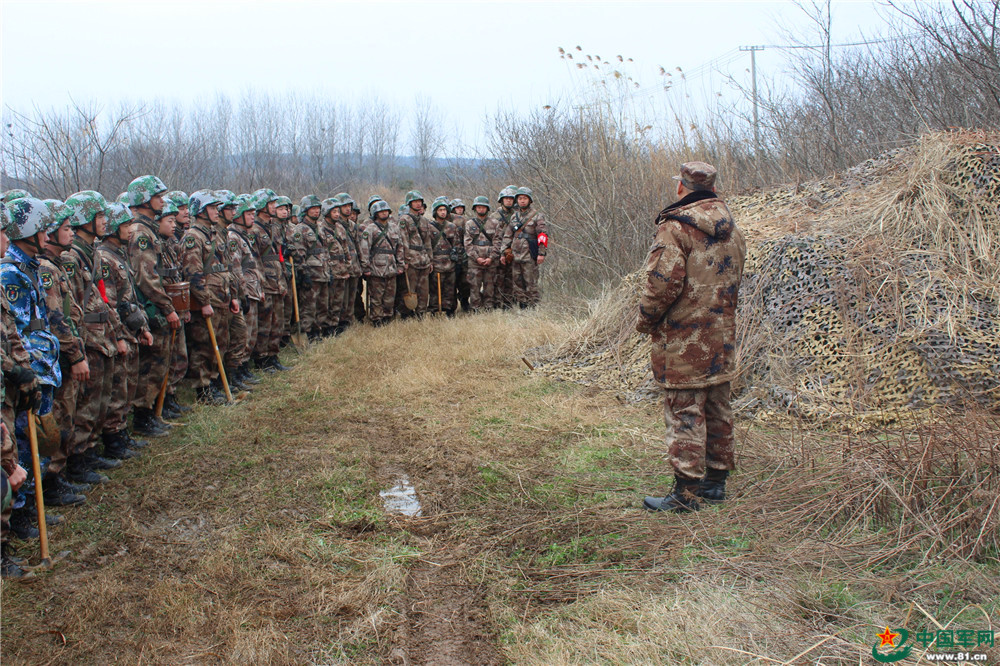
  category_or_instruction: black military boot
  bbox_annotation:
[166,393,192,414]
[697,469,729,503]
[102,430,140,460]
[57,474,92,493]
[66,454,109,485]
[225,367,250,392]
[334,323,347,336]
[266,355,290,371]
[41,472,87,506]
[132,407,170,437]
[239,363,261,385]
[197,384,228,405]
[83,448,123,470]
[160,401,182,421]
[1,542,32,580]
[254,355,276,373]
[9,508,39,540]
[123,430,149,449]
[643,476,702,513]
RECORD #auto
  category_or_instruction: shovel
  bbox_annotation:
[288,256,309,351]
[205,315,234,403]
[402,269,418,312]
[25,409,70,571]
[154,328,177,421]
[436,272,443,314]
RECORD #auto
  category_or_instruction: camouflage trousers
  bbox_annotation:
[273,291,287,347]
[48,367,81,474]
[455,264,470,312]
[368,276,396,323]
[72,350,113,454]
[296,284,317,333]
[511,259,541,306]
[342,276,360,325]
[313,281,330,330]
[105,342,139,434]
[428,270,456,313]
[396,265,431,316]
[168,323,188,395]
[494,261,514,308]
[255,292,280,357]
[139,327,173,409]
[663,381,735,480]
[329,278,348,326]
[283,287,295,335]
[187,308,230,388]
[466,263,496,310]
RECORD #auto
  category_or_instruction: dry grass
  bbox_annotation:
[2,310,997,665]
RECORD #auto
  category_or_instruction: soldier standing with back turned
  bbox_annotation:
[637,162,746,513]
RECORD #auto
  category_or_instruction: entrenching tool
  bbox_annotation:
[436,272,443,314]
[402,270,418,312]
[205,315,234,403]
[288,256,308,351]
[25,410,70,571]
[154,328,177,421]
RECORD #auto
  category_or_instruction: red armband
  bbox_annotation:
[537,232,549,247]
[98,278,109,303]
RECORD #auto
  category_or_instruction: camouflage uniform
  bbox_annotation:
[252,217,285,359]
[286,217,325,335]
[339,214,364,328]
[502,199,548,307]
[427,214,460,314]
[96,239,147,435]
[38,251,85,474]
[396,208,432,315]
[636,177,746,481]
[228,221,263,368]
[180,220,236,388]
[488,204,515,308]
[1,294,34,546]
[162,234,189,396]
[321,210,352,331]
[62,238,120,454]
[358,215,405,324]
[130,214,181,410]
[464,211,501,310]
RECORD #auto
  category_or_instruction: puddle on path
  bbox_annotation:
[380,475,422,517]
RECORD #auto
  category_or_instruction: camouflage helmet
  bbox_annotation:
[450,198,466,211]
[189,189,222,218]
[164,190,189,209]
[398,204,408,216]
[2,189,31,203]
[3,197,52,240]
[249,191,270,211]
[472,195,491,211]
[251,188,278,205]
[431,199,450,215]
[351,201,360,214]
[42,199,68,234]
[370,200,391,215]
[215,189,237,210]
[516,186,533,202]
[64,190,110,228]
[299,194,322,214]
[105,202,135,235]
[320,197,340,220]
[335,192,354,208]
[159,199,180,218]
[0,201,8,231]
[234,194,257,220]
[274,195,292,208]
[498,186,517,203]
[292,204,300,219]
[404,190,424,206]
[367,195,384,212]
[116,192,129,204]
[126,175,168,207]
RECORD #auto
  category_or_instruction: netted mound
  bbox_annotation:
[539,131,1000,425]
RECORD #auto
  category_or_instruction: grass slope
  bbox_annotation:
[2,311,997,665]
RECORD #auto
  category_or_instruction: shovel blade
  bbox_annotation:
[403,292,418,311]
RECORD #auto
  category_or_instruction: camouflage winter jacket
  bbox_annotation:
[427,218,460,273]
[38,253,86,366]
[636,191,746,389]
[397,211,432,270]
[503,206,548,262]
[359,219,406,278]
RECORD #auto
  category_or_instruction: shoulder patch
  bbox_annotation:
[185,236,197,249]
[229,239,238,252]
[4,284,21,303]
[293,232,302,241]
[137,236,149,251]
[248,233,256,243]
[39,271,54,290]
[63,261,76,278]
[102,263,111,279]
[362,230,369,238]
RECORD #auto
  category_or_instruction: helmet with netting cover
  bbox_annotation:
[125,175,168,207]
[3,197,52,240]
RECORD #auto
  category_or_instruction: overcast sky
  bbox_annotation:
[2,0,900,153]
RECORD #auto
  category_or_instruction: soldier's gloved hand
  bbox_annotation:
[8,365,42,412]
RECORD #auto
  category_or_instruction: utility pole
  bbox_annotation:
[739,45,764,156]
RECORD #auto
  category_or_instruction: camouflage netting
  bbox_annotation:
[538,131,1000,426]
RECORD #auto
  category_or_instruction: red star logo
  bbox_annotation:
[876,627,900,649]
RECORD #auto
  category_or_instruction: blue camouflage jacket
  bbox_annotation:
[1,244,62,387]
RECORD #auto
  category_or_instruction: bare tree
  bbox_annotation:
[410,96,447,186]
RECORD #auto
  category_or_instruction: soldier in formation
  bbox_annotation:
[0,182,551,577]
